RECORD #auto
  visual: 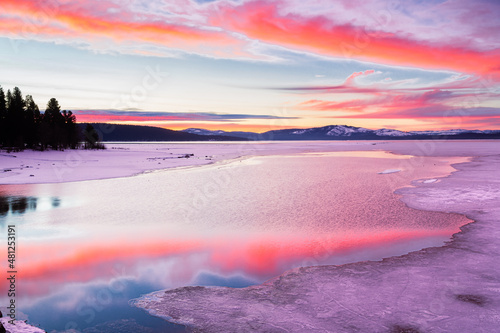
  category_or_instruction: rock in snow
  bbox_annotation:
[133,153,500,332]
[0,319,45,333]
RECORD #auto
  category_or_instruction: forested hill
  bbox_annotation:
[79,123,500,142]
[77,123,249,142]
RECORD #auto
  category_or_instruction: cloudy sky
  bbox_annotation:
[1,0,499,132]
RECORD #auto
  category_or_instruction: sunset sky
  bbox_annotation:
[1,0,499,132]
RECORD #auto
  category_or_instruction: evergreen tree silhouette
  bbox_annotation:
[0,85,91,150]
[62,110,79,149]
[83,123,103,149]
[0,86,6,145]
[24,95,40,148]
[6,87,25,148]
[43,98,64,149]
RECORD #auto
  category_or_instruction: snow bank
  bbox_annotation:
[133,144,500,332]
[0,144,223,184]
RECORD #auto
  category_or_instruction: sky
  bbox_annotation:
[1,0,499,132]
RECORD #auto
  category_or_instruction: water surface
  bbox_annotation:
[0,149,470,332]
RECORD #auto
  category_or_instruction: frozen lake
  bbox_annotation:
[0,146,470,332]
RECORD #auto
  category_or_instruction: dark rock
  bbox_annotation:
[455,294,486,306]
[390,325,421,333]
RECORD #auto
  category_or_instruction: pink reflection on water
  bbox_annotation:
[15,227,463,303]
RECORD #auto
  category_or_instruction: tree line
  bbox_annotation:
[0,85,103,150]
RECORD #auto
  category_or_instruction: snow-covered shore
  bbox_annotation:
[132,141,500,332]
[0,141,337,184]
[0,141,390,184]
[2,140,497,185]
[0,143,231,184]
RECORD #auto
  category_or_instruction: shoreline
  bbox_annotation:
[0,141,383,185]
[132,144,500,332]
[1,140,495,185]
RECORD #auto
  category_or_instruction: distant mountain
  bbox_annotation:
[76,124,499,142]
[183,128,261,140]
[78,124,249,142]
[183,125,500,140]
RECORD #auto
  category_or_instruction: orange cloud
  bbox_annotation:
[0,0,250,58]
[162,122,295,133]
[71,110,299,133]
[211,1,500,76]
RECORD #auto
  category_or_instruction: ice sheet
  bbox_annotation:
[133,143,500,332]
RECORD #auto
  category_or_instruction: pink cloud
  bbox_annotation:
[297,75,500,128]
[344,70,376,85]
[210,1,500,76]
[301,88,479,112]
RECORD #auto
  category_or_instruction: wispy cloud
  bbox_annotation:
[73,110,298,123]
[0,0,252,58]
[293,70,500,128]
[209,0,500,75]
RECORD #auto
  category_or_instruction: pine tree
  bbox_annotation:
[83,124,103,149]
[62,110,79,148]
[0,87,5,116]
[24,95,40,148]
[44,98,61,120]
[0,86,6,145]
[6,87,25,148]
[42,98,63,149]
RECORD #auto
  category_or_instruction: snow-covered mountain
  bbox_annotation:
[182,128,261,140]
[183,128,227,135]
[374,128,412,137]
[326,125,371,136]
[181,125,500,141]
